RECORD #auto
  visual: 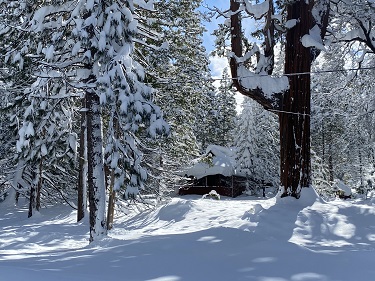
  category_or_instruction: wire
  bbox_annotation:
[268,109,310,117]
[148,66,375,85]
[229,66,375,80]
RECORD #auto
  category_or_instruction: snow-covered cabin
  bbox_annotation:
[179,145,246,197]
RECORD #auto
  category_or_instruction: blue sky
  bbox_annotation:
[199,0,229,77]
[200,0,227,53]
[199,0,244,109]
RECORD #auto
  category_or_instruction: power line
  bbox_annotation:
[148,66,375,85]
[214,66,375,81]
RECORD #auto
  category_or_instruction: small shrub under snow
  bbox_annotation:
[202,190,220,200]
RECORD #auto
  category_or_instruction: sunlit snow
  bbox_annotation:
[1,188,375,280]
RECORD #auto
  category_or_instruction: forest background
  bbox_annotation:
[0,0,374,243]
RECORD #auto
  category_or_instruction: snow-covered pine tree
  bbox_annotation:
[144,0,212,192]
[311,37,375,197]
[234,98,279,195]
[194,80,218,152]
[15,80,78,217]
[311,48,348,185]
[234,98,257,180]
[1,1,79,215]
[214,67,237,147]
[3,0,167,241]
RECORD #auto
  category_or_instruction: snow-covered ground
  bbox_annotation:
[1,189,375,281]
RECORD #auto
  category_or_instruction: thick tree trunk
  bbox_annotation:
[86,89,106,242]
[77,96,87,222]
[279,1,313,198]
[229,0,317,198]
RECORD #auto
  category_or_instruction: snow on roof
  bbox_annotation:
[334,180,352,196]
[185,145,240,179]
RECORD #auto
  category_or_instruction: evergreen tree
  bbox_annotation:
[215,67,237,147]
[2,0,167,242]
[311,42,375,197]
[145,0,213,190]
[194,81,218,151]
[234,98,279,195]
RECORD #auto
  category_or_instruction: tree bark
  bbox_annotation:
[28,169,36,218]
[106,171,116,230]
[28,185,35,218]
[279,1,313,197]
[35,158,43,211]
[86,88,106,242]
[106,115,119,231]
[77,95,87,222]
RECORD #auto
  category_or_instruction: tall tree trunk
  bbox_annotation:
[106,115,119,231]
[106,170,116,230]
[229,0,325,198]
[86,89,106,242]
[28,184,35,218]
[77,95,87,222]
[280,1,313,198]
[35,158,43,211]
[28,169,36,218]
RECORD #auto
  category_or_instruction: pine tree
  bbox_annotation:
[215,67,237,147]
[234,98,279,195]
[0,1,79,215]
[311,42,375,197]
[3,0,167,242]
[145,0,213,190]
[194,82,218,151]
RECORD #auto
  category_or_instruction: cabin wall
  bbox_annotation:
[179,175,247,198]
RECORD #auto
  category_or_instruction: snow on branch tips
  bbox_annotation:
[301,25,326,51]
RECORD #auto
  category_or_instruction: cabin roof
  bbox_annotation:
[186,145,242,179]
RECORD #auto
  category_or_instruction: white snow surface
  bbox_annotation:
[1,188,375,280]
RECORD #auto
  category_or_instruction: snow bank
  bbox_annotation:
[2,195,375,280]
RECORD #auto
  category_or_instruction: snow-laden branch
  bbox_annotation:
[243,0,269,20]
[229,0,284,110]
[236,65,289,100]
[301,25,326,51]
